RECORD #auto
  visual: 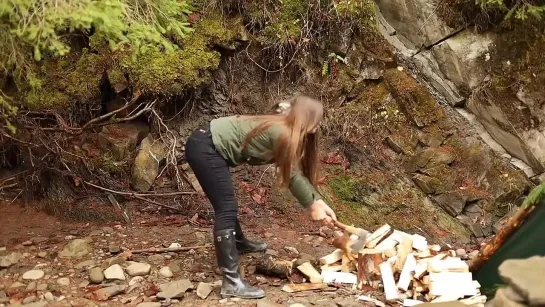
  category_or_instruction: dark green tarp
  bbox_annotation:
[475,184,545,296]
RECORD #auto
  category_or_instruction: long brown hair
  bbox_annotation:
[241,95,323,187]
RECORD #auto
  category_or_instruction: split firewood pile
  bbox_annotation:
[266,223,487,306]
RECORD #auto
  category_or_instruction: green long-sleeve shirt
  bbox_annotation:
[210,116,321,208]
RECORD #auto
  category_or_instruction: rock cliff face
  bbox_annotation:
[373,0,545,180]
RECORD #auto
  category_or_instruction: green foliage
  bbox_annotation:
[0,92,18,134]
[522,183,545,209]
[0,0,194,78]
[477,0,545,21]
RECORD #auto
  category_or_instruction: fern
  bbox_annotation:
[0,0,194,78]
[476,0,545,21]
[0,92,18,134]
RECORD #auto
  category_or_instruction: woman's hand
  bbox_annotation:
[309,199,337,227]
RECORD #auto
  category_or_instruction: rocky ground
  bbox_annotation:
[0,202,412,307]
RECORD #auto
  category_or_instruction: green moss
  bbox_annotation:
[260,0,308,44]
[436,210,471,238]
[384,69,444,127]
[122,14,238,95]
[23,50,107,111]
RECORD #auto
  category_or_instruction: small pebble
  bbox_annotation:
[22,296,37,304]
[57,277,70,286]
[45,292,55,301]
[159,267,173,278]
[37,252,48,258]
[22,241,33,246]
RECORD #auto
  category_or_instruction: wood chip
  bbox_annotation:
[460,295,487,305]
[379,262,398,301]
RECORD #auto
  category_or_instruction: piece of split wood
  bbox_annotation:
[403,299,424,306]
[412,280,425,293]
[357,249,383,289]
[297,262,323,284]
[448,250,457,257]
[460,295,487,305]
[397,253,417,291]
[414,250,432,259]
[411,234,428,252]
[384,248,397,258]
[320,249,343,265]
[358,295,386,307]
[321,263,342,272]
[421,275,430,285]
[395,235,414,272]
[281,283,328,293]
[341,254,356,273]
[431,253,448,261]
[375,237,398,251]
[431,295,462,303]
[428,272,477,297]
[429,244,441,252]
[379,261,398,301]
[428,257,469,273]
[473,280,481,289]
[321,271,357,284]
[390,230,412,243]
[365,224,394,248]
[414,259,428,279]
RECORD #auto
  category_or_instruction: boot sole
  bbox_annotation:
[220,293,266,299]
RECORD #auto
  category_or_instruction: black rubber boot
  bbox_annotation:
[235,221,267,254]
[214,229,265,299]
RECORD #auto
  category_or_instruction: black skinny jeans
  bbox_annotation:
[185,123,239,232]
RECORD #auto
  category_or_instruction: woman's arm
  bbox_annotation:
[288,168,322,208]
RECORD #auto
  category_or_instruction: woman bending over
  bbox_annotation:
[185,95,337,299]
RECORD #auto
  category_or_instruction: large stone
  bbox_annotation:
[499,256,545,305]
[457,215,484,238]
[157,279,194,299]
[489,288,526,307]
[94,285,126,301]
[104,264,125,280]
[196,282,213,299]
[433,192,468,217]
[59,238,93,258]
[97,123,149,161]
[0,257,11,268]
[467,97,544,174]
[131,135,168,192]
[89,267,105,284]
[126,262,151,276]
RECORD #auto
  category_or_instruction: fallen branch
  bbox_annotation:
[83,181,196,197]
[129,244,211,254]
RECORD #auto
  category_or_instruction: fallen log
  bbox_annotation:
[255,254,293,279]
